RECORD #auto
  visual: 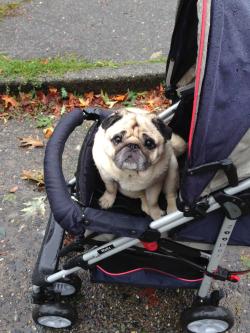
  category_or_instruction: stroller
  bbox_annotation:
[32,0,250,332]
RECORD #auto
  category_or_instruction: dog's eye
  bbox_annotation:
[112,135,122,145]
[144,138,156,150]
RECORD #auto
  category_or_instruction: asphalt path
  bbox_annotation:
[0,0,176,61]
[0,119,250,333]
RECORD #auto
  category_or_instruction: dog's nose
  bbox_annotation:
[127,143,139,150]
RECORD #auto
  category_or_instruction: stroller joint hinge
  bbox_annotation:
[214,191,250,220]
[63,254,89,270]
[139,228,161,243]
[193,289,225,307]
[177,195,209,218]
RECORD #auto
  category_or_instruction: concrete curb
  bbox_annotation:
[0,62,166,94]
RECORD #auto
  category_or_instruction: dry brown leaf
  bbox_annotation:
[1,95,18,108]
[9,185,18,193]
[49,87,58,95]
[21,170,44,186]
[113,94,127,102]
[36,91,48,105]
[84,91,94,101]
[18,136,44,149]
[79,97,90,108]
[40,59,49,65]
[43,127,54,139]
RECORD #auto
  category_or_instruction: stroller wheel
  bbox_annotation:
[32,303,77,328]
[181,305,234,333]
[53,273,82,297]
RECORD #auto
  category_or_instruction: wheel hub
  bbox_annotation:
[53,282,76,296]
[37,315,71,328]
[187,319,229,333]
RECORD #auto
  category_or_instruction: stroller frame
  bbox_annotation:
[32,105,250,332]
[31,1,250,330]
[45,178,249,295]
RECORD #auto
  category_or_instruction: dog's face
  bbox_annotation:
[100,110,172,172]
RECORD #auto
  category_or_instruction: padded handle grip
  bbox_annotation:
[44,108,86,234]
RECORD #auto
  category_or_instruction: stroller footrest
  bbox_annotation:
[83,207,152,238]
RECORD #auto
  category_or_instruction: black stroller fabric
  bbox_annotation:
[90,249,205,289]
[76,122,250,246]
[181,0,250,204]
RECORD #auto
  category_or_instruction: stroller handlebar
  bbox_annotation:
[44,108,109,235]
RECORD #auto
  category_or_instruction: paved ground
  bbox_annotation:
[0,119,250,333]
[0,0,176,61]
[1,1,250,332]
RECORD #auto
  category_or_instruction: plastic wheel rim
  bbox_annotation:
[187,319,229,333]
[54,282,76,296]
[37,315,71,328]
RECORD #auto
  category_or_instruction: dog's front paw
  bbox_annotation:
[99,191,116,209]
[149,207,166,220]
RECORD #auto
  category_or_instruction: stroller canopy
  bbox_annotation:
[167,0,250,204]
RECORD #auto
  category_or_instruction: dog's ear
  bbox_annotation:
[101,113,123,130]
[152,118,172,141]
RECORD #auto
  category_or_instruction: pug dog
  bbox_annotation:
[92,108,186,220]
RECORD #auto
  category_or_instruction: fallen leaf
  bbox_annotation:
[36,91,48,105]
[36,115,53,128]
[1,95,18,108]
[9,185,18,193]
[2,193,16,203]
[40,59,49,65]
[149,50,163,60]
[21,170,44,187]
[138,288,160,307]
[107,101,118,108]
[18,136,44,148]
[84,91,94,101]
[241,255,250,268]
[52,104,61,117]
[68,93,78,109]
[113,94,127,102]
[63,233,76,246]
[79,97,90,108]
[60,105,66,115]
[21,196,46,219]
[0,227,6,240]
[43,127,54,139]
[49,87,58,95]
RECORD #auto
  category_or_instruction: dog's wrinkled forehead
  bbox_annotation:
[101,111,136,134]
[101,110,172,141]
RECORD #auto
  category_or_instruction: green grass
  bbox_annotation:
[0,0,30,20]
[0,54,167,83]
[0,55,118,80]
[0,3,20,19]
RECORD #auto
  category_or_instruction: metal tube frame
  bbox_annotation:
[46,178,250,284]
[197,216,237,298]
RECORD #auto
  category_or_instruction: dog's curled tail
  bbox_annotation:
[171,134,187,157]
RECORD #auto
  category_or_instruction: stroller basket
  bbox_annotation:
[90,249,204,289]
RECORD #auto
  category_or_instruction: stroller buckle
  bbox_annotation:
[205,267,240,283]
[141,241,159,252]
[177,195,209,218]
[228,274,241,283]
